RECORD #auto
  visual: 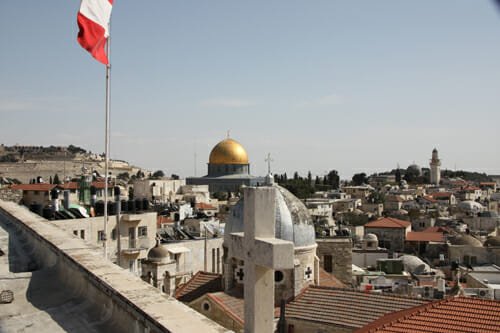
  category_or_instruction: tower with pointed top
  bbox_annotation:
[430,148,441,185]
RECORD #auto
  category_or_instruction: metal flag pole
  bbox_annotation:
[103,22,112,260]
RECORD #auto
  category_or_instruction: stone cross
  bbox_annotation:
[265,153,274,175]
[229,187,294,333]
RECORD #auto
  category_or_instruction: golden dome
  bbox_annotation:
[209,138,249,165]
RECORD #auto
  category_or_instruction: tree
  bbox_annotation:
[49,176,53,184]
[53,174,61,185]
[326,170,340,189]
[352,173,367,186]
[293,171,299,181]
[117,172,130,181]
[151,170,165,179]
[307,171,312,184]
[171,174,179,180]
[395,168,401,183]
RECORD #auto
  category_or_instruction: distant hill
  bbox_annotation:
[0,144,96,162]
[0,144,145,183]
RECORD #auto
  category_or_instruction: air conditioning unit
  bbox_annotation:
[477,289,494,300]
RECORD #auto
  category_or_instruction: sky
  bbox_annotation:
[1,1,500,180]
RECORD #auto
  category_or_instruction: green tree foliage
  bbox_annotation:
[117,172,130,181]
[53,173,61,184]
[151,170,165,179]
[352,173,367,186]
[275,169,340,198]
[441,170,492,182]
[326,170,340,189]
[368,191,385,204]
[395,168,401,183]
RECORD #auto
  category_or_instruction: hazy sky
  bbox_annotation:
[1,1,499,179]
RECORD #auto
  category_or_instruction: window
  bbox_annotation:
[97,230,105,242]
[275,270,284,283]
[80,230,85,239]
[212,249,216,272]
[138,226,147,237]
[111,228,117,240]
[73,230,78,236]
[202,301,211,312]
[324,255,333,272]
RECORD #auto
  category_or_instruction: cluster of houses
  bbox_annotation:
[2,149,500,331]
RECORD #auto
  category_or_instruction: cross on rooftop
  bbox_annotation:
[228,187,294,333]
[236,268,244,281]
[304,266,313,280]
[264,153,274,175]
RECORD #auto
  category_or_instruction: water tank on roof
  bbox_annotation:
[121,199,128,212]
[128,199,136,213]
[107,201,116,215]
[142,198,149,211]
[43,207,54,220]
[95,201,105,216]
[135,198,143,211]
[30,203,43,216]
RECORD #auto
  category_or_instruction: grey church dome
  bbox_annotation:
[147,243,169,263]
[225,184,316,247]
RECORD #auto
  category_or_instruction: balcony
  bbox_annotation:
[121,238,149,255]
[121,214,142,224]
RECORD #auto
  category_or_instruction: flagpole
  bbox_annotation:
[103,24,111,260]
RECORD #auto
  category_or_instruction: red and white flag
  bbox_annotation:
[77,0,113,65]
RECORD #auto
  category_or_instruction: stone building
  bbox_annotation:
[54,211,157,274]
[364,217,411,253]
[186,137,264,193]
[316,237,352,285]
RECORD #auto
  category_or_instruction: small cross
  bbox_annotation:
[304,266,313,280]
[264,153,274,175]
[226,130,231,139]
[236,267,244,281]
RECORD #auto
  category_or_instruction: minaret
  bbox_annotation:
[430,148,441,185]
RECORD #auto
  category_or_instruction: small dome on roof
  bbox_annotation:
[147,243,169,262]
[448,235,482,247]
[364,233,378,241]
[458,200,485,212]
[484,236,500,247]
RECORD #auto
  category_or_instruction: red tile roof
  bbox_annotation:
[431,192,453,199]
[356,297,500,333]
[365,217,411,229]
[204,290,280,325]
[157,215,174,227]
[207,291,245,325]
[10,183,56,191]
[406,232,445,243]
[422,196,437,203]
[318,268,347,288]
[175,271,223,303]
[195,202,217,210]
[285,286,428,329]
[60,182,78,190]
